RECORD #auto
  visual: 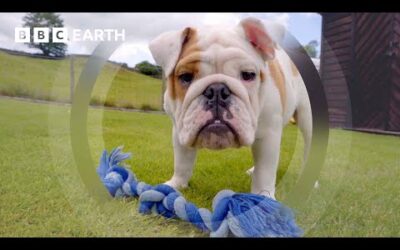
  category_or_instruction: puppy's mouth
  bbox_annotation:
[193,118,240,150]
[198,118,236,135]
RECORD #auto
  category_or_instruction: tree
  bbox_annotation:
[134,61,162,78]
[303,40,319,58]
[22,13,67,57]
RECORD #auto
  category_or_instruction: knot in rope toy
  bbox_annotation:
[97,146,303,237]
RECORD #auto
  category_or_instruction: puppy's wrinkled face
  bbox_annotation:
[150,18,276,150]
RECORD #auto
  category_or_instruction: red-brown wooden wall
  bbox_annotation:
[321,13,400,133]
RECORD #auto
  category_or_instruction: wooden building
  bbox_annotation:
[320,13,400,134]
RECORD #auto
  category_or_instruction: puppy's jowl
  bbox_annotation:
[149,17,312,199]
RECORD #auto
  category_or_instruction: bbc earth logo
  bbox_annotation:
[15,27,126,43]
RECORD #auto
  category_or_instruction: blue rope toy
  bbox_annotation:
[97,146,303,237]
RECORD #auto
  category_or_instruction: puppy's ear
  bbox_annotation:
[149,27,194,77]
[239,17,276,60]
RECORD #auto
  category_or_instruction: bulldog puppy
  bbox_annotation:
[149,17,312,199]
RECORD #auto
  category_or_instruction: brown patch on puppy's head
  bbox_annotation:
[169,27,200,101]
[268,59,286,112]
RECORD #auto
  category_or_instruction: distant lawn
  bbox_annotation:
[0,50,163,110]
[0,98,399,236]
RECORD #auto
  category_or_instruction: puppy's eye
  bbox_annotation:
[178,73,194,85]
[241,71,256,81]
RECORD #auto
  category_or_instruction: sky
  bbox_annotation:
[0,13,321,67]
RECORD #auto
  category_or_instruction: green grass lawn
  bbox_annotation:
[0,51,163,110]
[0,97,399,237]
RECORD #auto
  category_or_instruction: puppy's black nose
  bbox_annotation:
[202,83,231,103]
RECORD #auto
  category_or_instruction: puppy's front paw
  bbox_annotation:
[164,178,188,190]
[258,190,276,200]
[251,187,276,200]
